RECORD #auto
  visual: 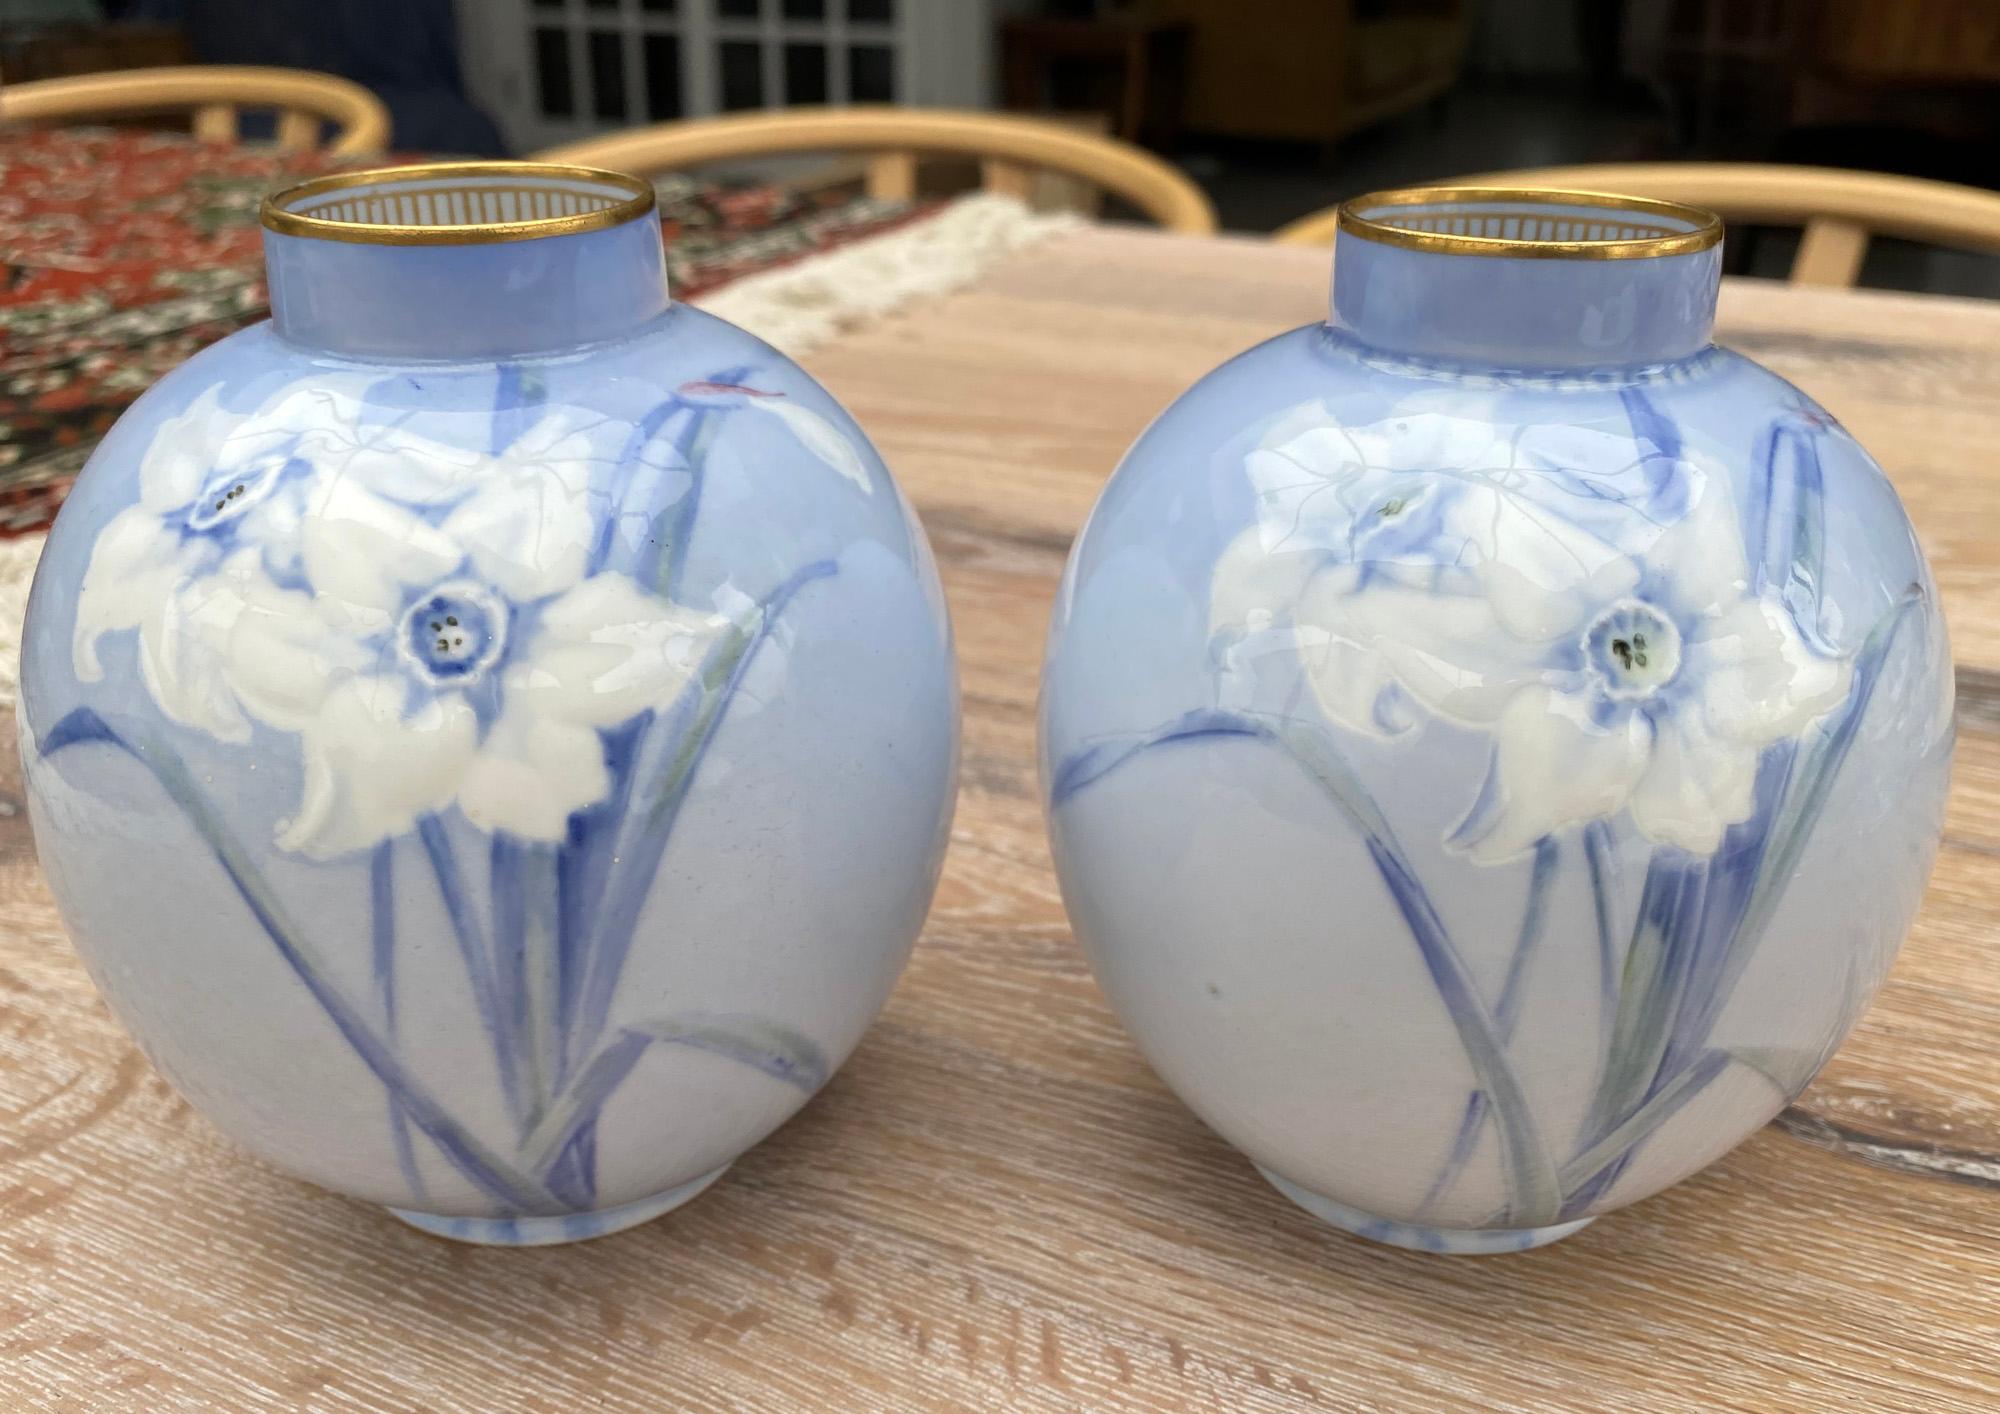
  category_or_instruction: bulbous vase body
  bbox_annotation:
[20,165,959,1243]
[1039,192,1951,1252]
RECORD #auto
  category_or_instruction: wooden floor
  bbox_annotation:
[1,230,1995,1410]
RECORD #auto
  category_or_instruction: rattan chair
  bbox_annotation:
[1272,163,2000,288]
[535,106,1218,235]
[1271,163,2000,288]
[0,64,390,156]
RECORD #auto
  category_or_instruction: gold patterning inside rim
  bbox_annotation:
[1337,186,1723,260]
[261,161,656,246]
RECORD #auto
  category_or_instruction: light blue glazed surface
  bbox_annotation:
[1041,203,1952,1244]
[20,176,959,1232]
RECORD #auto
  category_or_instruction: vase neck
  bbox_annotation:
[260,163,669,362]
[1328,189,1723,371]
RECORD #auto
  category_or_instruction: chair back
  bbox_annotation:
[537,106,1217,235]
[0,64,391,155]
[1272,162,2000,287]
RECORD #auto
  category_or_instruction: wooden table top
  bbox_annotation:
[4,228,1996,1411]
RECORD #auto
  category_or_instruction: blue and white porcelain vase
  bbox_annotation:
[1040,189,1952,1253]
[20,163,959,1244]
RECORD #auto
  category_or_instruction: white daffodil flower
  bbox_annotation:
[221,432,727,858]
[1211,406,1851,859]
[73,386,331,741]
[72,381,726,855]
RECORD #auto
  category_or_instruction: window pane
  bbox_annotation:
[782,0,826,16]
[847,43,893,102]
[846,0,892,21]
[534,28,575,119]
[719,40,763,109]
[644,33,683,119]
[589,31,627,119]
[783,42,827,103]
[717,0,759,17]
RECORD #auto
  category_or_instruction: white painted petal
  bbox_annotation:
[1310,412,1509,477]
[300,478,465,616]
[1297,620,1408,736]
[1651,481,1752,615]
[137,388,235,512]
[507,408,627,468]
[443,460,596,604]
[277,674,478,858]
[1211,538,1408,734]
[1323,579,1551,727]
[754,399,873,493]
[262,385,488,505]
[1627,709,1760,855]
[1240,445,1350,548]
[133,571,254,744]
[222,569,368,732]
[1455,686,1654,863]
[254,383,367,438]
[508,573,731,730]
[1689,597,1852,745]
[73,507,190,680]
[1250,398,1339,453]
[311,424,488,505]
[210,418,304,480]
[1463,484,1639,642]
[1209,525,1336,639]
[456,706,611,841]
[1244,413,1498,551]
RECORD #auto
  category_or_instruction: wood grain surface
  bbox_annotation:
[2,228,1996,1411]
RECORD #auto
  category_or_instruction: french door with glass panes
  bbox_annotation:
[460,0,993,155]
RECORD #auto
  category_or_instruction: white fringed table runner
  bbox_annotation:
[0,194,1082,709]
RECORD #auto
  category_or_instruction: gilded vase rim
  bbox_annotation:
[1337,186,1724,261]
[261,161,657,247]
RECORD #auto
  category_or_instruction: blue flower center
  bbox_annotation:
[398,581,508,688]
[184,453,290,533]
[1585,599,1682,702]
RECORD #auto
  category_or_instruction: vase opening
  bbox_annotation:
[1329,185,1725,371]
[260,161,671,361]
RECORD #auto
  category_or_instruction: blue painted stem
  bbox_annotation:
[566,557,841,1104]
[491,363,546,457]
[1650,750,1793,1091]
[660,363,753,600]
[371,842,426,1201]
[523,1013,827,1180]
[1054,706,1561,1226]
[555,718,644,1087]
[1657,588,1919,1080]
[549,1125,598,1212]
[491,835,564,1131]
[1558,1048,1735,1198]
[418,816,526,1129]
[1582,820,1621,1059]
[39,710,554,1212]
[588,396,687,575]
[1555,410,1893,1218]
[1419,836,1557,1215]
[1565,849,1708,1215]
